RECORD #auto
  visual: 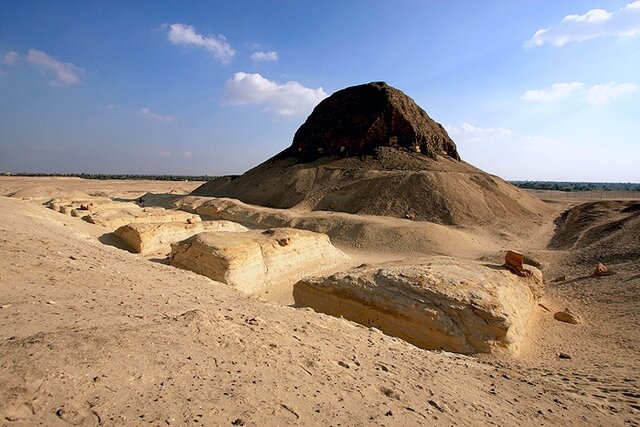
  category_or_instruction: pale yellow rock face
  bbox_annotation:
[294,257,543,354]
[86,207,200,230]
[115,220,248,254]
[169,228,350,294]
[47,198,201,230]
[47,198,138,217]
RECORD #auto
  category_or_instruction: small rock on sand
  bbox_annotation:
[592,263,615,277]
[554,308,582,325]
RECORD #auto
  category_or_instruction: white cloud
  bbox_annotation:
[564,9,612,24]
[626,0,640,10]
[586,82,638,105]
[3,51,18,65]
[157,150,171,157]
[183,150,193,158]
[521,82,584,102]
[167,23,235,63]
[26,49,83,85]
[527,2,640,46]
[225,72,327,116]
[522,81,637,105]
[139,107,175,122]
[446,123,511,142]
[250,50,278,62]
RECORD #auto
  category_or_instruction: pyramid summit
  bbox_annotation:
[290,81,460,162]
[193,82,550,227]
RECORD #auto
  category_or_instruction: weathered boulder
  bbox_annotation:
[169,228,349,293]
[291,81,460,162]
[293,257,543,354]
[86,208,200,230]
[554,308,583,325]
[115,220,248,254]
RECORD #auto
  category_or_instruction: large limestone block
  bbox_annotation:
[115,220,248,254]
[293,257,543,354]
[169,228,349,293]
[86,207,200,230]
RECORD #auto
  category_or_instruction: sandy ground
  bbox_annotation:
[0,177,638,426]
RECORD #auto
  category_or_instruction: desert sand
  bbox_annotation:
[0,175,638,426]
[1,83,638,426]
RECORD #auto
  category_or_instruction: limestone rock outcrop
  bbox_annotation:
[293,257,543,354]
[290,81,460,162]
[47,198,137,217]
[115,220,248,254]
[169,228,349,293]
[47,198,200,229]
[86,207,200,230]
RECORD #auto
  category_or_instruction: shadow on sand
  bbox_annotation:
[98,232,132,252]
[481,263,507,271]
[98,233,171,265]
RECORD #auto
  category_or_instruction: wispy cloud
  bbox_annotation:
[157,150,171,157]
[585,82,638,105]
[526,1,640,47]
[225,72,327,116]
[183,150,193,158]
[167,23,235,63]
[522,81,637,105]
[139,107,175,122]
[446,123,511,143]
[3,51,18,65]
[521,82,584,102]
[26,49,83,85]
[250,50,278,62]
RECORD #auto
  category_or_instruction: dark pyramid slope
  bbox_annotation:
[290,81,460,162]
[193,82,550,226]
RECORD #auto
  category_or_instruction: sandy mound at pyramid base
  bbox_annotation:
[193,147,551,227]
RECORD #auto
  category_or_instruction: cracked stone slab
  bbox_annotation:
[115,220,248,254]
[169,228,349,294]
[293,257,543,354]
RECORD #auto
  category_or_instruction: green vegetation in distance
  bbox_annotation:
[2,172,639,191]
[511,181,640,192]
[1,172,219,181]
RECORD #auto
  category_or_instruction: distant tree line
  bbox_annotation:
[2,172,217,181]
[510,181,640,192]
[3,173,638,190]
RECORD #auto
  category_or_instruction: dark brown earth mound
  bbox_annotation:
[290,81,459,162]
[549,201,640,266]
[194,83,551,227]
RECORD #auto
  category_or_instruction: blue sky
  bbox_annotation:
[1,1,639,181]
